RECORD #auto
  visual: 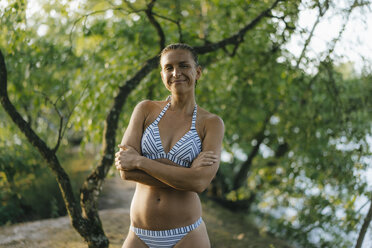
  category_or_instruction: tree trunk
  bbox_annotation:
[232,113,272,190]
[355,196,372,248]
[0,50,109,248]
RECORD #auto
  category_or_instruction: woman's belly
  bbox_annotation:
[130,182,202,230]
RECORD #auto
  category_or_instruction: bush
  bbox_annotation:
[0,145,92,225]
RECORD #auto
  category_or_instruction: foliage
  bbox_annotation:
[1,0,372,247]
[0,120,91,224]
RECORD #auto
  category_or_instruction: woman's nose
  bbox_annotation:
[172,68,181,77]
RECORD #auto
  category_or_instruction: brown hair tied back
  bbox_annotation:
[160,43,199,66]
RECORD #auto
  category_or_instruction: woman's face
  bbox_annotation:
[160,49,201,93]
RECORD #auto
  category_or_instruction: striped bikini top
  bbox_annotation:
[141,102,202,168]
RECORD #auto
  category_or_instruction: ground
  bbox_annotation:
[0,175,293,248]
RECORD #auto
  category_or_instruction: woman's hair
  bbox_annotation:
[160,43,199,66]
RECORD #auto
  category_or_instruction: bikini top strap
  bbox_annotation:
[191,105,197,130]
[154,102,170,125]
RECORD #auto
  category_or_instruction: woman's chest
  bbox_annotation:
[144,112,204,153]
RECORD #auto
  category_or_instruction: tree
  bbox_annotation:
[1,0,287,247]
[355,194,372,248]
[1,0,371,247]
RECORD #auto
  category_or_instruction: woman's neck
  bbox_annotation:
[169,93,196,113]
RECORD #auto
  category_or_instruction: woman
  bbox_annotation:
[115,43,224,248]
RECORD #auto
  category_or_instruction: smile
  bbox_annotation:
[172,79,187,83]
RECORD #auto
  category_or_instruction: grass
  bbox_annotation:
[203,200,293,248]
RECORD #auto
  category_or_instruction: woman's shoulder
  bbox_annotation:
[135,100,168,113]
[197,106,224,128]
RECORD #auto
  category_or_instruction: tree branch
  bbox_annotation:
[295,1,329,69]
[33,89,64,152]
[355,194,372,248]
[325,0,357,56]
[152,12,184,43]
[69,6,141,50]
[0,49,109,247]
[232,113,273,190]
[266,142,290,167]
[79,55,159,222]
[1,49,86,238]
[194,0,284,55]
[145,0,166,51]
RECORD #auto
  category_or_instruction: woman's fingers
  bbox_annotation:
[115,148,130,162]
[200,154,218,161]
[203,154,218,160]
[201,151,214,155]
[199,151,218,159]
[118,144,128,150]
[115,161,121,170]
[200,157,218,166]
[118,144,136,153]
[115,153,124,170]
[201,161,212,165]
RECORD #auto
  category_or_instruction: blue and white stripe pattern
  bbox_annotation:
[141,102,202,168]
[130,217,202,248]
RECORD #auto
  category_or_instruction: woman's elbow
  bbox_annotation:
[119,170,130,180]
[190,169,216,193]
[194,186,206,194]
[191,179,210,194]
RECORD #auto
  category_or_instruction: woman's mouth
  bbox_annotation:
[173,79,186,84]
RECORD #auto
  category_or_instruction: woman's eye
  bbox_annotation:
[165,67,172,71]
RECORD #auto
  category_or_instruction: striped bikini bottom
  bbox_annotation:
[130,217,203,248]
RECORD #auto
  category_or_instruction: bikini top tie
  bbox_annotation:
[141,102,202,167]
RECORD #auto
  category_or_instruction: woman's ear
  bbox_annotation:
[196,65,202,81]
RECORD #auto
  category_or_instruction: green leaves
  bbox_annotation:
[1,0,371,247]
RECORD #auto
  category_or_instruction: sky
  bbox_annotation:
[286,0,372,73]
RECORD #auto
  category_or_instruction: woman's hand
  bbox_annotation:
[191,151,218,169]
[115,144,141,171]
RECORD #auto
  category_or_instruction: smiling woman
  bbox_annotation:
[160,44,201,89]
[115,43,224,248]
[160,49,201,94]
